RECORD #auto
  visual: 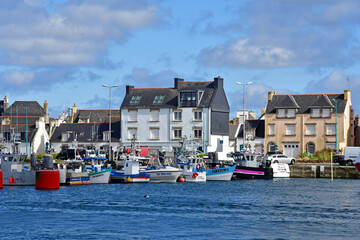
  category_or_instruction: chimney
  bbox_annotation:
[44,100,49,123]
[344,90,351,101]
[214,76,223,89]
[174,78,183,89]
[126,85,134,95]
[268,90,276,101]
[71,103,77,123]
[4,95,9,111]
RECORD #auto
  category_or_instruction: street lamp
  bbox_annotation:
[102,84,118,161]
[332,99,338,152]
[236,82,253,151]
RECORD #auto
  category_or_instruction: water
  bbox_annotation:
[1,179,360,240]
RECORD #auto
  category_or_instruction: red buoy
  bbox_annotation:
[0,170,3,189]
[178,177,185,182]
[36,170,60,190]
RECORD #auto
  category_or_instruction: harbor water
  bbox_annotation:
[1,179,360,239]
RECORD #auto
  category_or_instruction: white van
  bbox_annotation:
[337,147,360,166]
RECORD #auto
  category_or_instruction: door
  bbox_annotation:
[283,143,299,159]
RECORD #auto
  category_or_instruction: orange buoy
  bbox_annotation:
[0,170,3,189]
[36,170,60,190]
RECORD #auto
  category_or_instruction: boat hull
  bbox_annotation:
[183,172,206,182]
[233,166,273,180]
[66,172,91,185]
[206,165,236,181]
[2,171,36,186]
[144,168,182,183]
[110,170,150,183]
[89,168,111,184]
[272,163,290,178]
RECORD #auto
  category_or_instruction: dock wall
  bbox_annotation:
[290,165,360,179]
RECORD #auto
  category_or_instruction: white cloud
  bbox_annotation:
[0,0,161,67]
[1,70,34,85]
[198,0,360,69]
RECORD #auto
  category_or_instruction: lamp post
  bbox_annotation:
[23,106,29,156]
[102,84,118,161]
[236,82,252,151]
[332,99,338,152]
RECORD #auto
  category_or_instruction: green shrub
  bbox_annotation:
[300,152,308,159]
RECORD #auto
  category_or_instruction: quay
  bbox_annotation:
[290,164,360,179]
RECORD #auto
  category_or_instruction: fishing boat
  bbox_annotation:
[0,152,36,186]
[232,152,273,180]
[110,155,150,183]
[84,157,111,184]
[177,155,206,182]
[140,153,182,183]
[206,163,236,181]
[55,160,90,185]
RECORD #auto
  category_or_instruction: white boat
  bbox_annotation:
[0,153,36,186]
[84,157,111,184]
[177,156,206,182]
[271,163,290,178]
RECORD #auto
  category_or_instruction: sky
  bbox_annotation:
[1,0,360,119]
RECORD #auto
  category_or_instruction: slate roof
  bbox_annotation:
[3,101,44,117]
[266,94,345,114]
[121,81,216,109]
[72,109,121,123]
[238,119,265,139]
[50,122,121,143]
[229,124,239,140]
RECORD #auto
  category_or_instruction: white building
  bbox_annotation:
[120,77,231,159]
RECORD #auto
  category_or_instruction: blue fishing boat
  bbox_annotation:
[110,157,150,183]
[206,164,236,181]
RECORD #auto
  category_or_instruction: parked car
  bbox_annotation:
[263,154,296,165]
[334,147,360,166]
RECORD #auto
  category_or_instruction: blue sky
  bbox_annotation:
[1,0,360,119]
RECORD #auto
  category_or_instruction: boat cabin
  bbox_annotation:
[232,152,263,168]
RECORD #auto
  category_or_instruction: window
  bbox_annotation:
[128,110,137,122]
[312,109,321,118]
[287,109,296,118]
[130,95,142,104]
[285,124,296,136]
[173,128,182,139]
[326,142,336,150]
[194,128,202,139]
[153,95,165,104]
[193,111,202,121]
[173,110,182,121]
[322,108,331,117]
[277,108,296,118]
[150,128,159,140]
[326,123,336,136]
[268,124,275,136]
[180,92,197,107]
[312,108,331,118]
[150,110,160,122]
[277,109,285,118]
[305,124,316,136]
[128,128,137,140]
[61,133,68,142]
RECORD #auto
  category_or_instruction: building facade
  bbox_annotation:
[264,90,354,158]
[120,77,231,158]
